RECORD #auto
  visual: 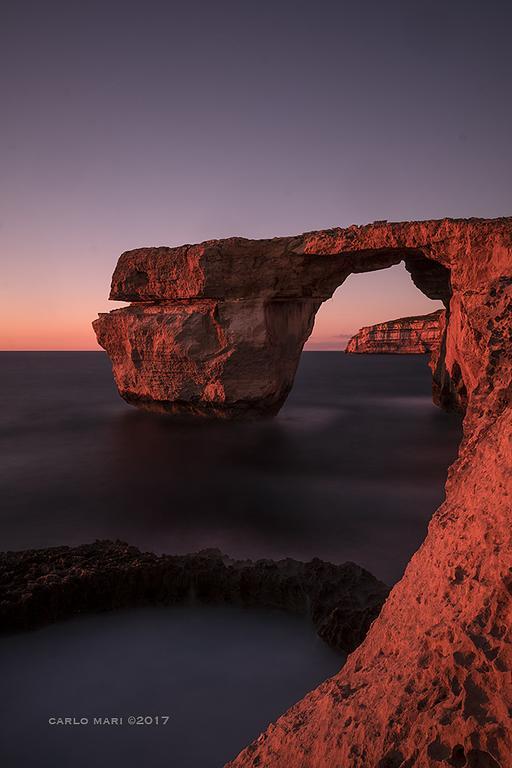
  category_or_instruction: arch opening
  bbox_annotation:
[281,257,463,584]
[304,262,446,353]
[296,248,459,414]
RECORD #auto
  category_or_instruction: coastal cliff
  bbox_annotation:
[93,217,512,765]
[345,309,444,354]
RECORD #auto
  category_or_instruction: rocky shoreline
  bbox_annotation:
[0,541,389,654]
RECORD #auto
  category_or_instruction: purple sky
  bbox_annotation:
[1,0,511,349]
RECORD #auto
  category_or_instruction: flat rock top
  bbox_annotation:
[109,217,512,301]
[351,309,444,331]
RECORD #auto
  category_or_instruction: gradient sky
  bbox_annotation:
[1,0,511,350]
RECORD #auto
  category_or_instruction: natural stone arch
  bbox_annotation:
[94,221,459,419]
[94,217,512,766]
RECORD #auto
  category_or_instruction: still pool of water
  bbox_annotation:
[0,605,342,768]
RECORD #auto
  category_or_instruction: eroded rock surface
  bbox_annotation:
[225,223,512,766]
[94,218,460,417]
[94,218,509,421]
[227,408,512,768]
[0,542,388,654]
[94,299,321,417]
[345,310,444,354]
[92,217,512,765]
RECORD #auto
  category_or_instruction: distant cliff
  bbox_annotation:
[345,309,444,354]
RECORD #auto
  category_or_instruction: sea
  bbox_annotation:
[0,351,463,767]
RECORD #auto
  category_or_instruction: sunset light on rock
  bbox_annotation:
[1,1,510,767]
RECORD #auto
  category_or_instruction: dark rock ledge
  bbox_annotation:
[0,540,389,654]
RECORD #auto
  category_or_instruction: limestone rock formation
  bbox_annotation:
[94,298,321,417]
[0,541,388,654]
[345,309,444,354]
[93,217,512,766]
[93,217,507,419]
[93,219,457,417]
[225,224,512,765]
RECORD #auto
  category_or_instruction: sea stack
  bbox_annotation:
[345,309,444,354]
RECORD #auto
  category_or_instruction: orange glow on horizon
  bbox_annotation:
[0,303,110,351]
[1,265,442,352]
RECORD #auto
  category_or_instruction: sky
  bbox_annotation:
[1,0,511,350]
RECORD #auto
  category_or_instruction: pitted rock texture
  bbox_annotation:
[227,409,512,768]
[92,217,512,765]
[345,310,444,354]
[0,541,388,654]
[225,223,512,766]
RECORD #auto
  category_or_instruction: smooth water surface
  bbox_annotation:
[0,605,341,768]
[0,352,462,584]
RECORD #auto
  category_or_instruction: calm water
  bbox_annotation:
[0,605,341,768]
[0,352,462,767]
[0,351,462,584]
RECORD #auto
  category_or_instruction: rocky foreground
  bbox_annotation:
[345,309,443,354]
[0,541,388,654]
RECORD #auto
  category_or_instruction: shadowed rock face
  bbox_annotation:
[0,541,388,655]
[345,310,444,354]
[94,298,321,418]
[92,217,512,765]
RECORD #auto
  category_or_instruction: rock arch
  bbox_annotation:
[93,217,512,765]
[93,220,464,419]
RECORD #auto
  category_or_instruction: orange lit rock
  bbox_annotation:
[227,408,512,768]
[345,310,444,354]
[94,298,321,417]
[92,217,512,765]
[225,222,512,767]
[94,218,510,418]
